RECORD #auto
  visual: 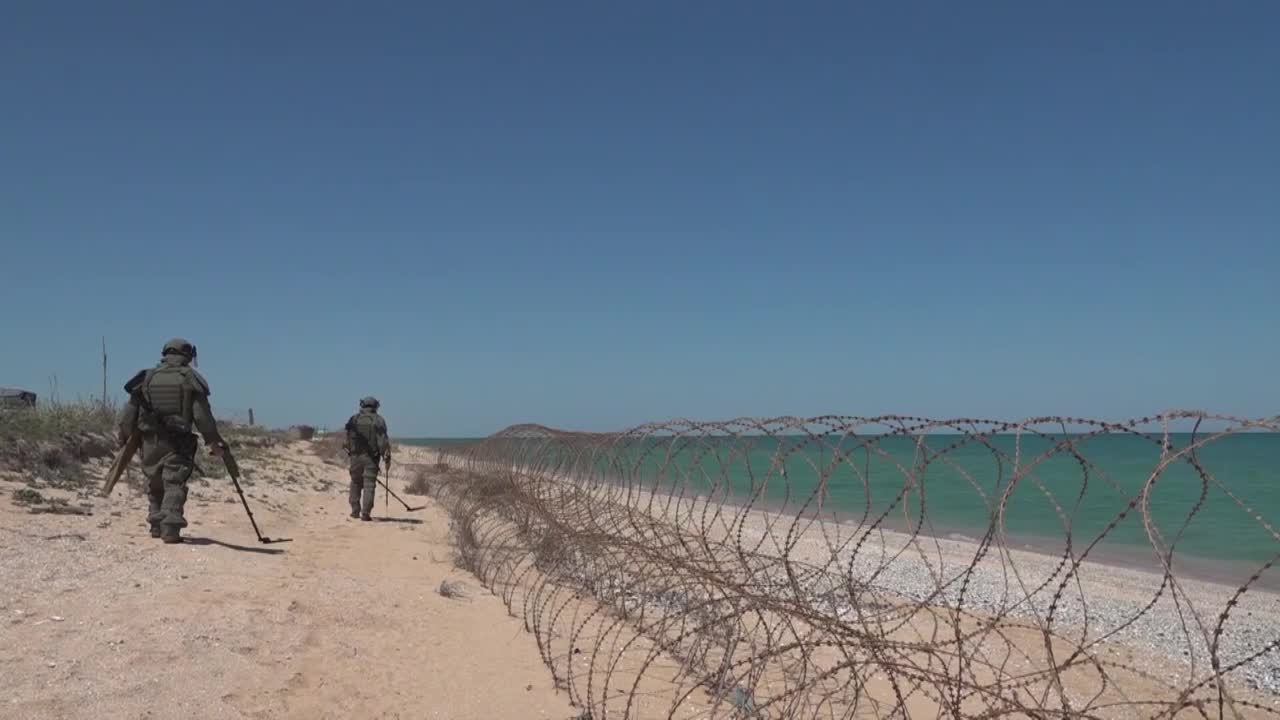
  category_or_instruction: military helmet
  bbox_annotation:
[359,396,380,410]
[161,338,197,360]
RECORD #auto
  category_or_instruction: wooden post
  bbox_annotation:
[248,408,255,426]
[101,337,108,409]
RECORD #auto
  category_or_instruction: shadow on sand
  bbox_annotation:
[373,517,424,525]
[182,536,288,555]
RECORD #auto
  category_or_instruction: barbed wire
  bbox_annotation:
[432,412,1280,719]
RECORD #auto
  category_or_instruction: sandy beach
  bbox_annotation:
[0,442,575,720]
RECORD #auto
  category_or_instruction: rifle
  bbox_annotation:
[100,432,141,497]
[220,446,291,544]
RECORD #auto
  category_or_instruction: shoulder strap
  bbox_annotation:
[178,368,193,423]
[126,368,159,413]
[188,368,212,396]
[123,369,148,395]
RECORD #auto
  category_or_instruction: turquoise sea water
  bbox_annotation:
[404,433,1279,569]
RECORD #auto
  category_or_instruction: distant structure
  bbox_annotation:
[0,387,37,409]
[291,425,316,441]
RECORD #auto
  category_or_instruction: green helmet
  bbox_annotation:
[359,396,380,410]
[162,338,197,360]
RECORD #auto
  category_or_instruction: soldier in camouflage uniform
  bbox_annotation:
[118,338,228,544]
[344,396,391,521]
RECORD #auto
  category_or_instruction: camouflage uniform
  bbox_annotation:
[118,338,226,544]
[345,397,391,521]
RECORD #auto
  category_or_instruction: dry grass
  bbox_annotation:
[438,579,474,600]
[404,467,431,495]
[1,402,311,507]
[0,402,117,496]
[10,487,92,515]
[0,401,116,442]
[28,498,93,516]
[313,433,347,466]
[11,487,45,506]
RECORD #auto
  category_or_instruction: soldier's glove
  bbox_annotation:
[209,441,228,458]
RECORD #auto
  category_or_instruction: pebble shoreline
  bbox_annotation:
[725,502,1280,700]
[598,481,1280,701]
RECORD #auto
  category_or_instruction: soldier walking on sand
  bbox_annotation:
[344,396,391,521]
[118,338,228,544]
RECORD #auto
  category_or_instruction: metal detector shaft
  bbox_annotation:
[375,476,424,512]
[221,448,290,543]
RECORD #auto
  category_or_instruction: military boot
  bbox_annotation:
[160,525,183,544]
[149,523,162,539]
[360,513,372,522]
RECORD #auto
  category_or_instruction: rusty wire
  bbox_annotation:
[431,412,1280,719]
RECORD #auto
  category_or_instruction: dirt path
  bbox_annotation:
[0,442,576,720]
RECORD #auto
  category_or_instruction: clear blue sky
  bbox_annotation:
[2,2,1277,436]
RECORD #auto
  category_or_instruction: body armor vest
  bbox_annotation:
[134,365,194,434]
[346,413,381,457]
